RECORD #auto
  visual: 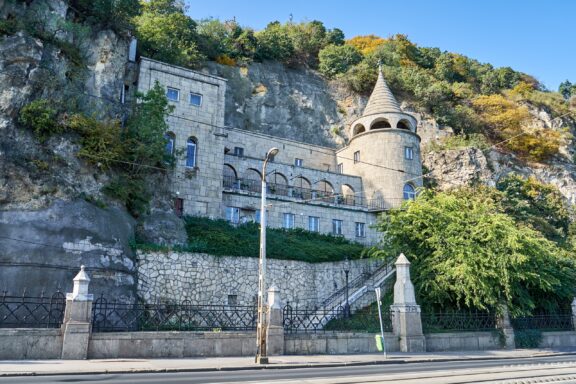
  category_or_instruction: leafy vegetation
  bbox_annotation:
[69,0,141,32]
[372,186,576,317]
[179,216,365,262]
[18,99,62,142]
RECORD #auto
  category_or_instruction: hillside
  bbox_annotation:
[1,0,576,305]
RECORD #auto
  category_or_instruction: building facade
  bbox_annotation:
[137,58,423,245]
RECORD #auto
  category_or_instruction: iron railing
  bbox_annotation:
[0,290,66,328]
[512,313,574,331]
[421,312,497,333]
[91,296,258,332]
[222,175,403,211]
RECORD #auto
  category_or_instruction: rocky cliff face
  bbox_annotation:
[0,0,136,298]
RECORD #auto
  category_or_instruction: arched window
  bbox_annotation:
[223,164,238,189]
[341,184,355,206]
[403,183,416,200]
[370,118,391,130]
[397,120,411,130]
[186,137,197,168]
[353,124,366,136]
[164,132,175,156]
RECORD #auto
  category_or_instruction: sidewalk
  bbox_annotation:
[1,349,575,377]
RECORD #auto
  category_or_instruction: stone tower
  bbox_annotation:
[336,67,422,209]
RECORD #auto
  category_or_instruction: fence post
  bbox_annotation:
[266,285,284,356]
[61,266,94,359]
[571,298,576,331]
[496,304,515,350]
[389,253,426,352]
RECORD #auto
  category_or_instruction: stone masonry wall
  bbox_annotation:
[137,251,383,309]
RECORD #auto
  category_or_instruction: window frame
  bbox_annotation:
[332,219,343,236]
[337,163,343,174]
[283,213,295,229]
[189,92,202,106]
[403,183,416,200]
[353,151,360,164]
[308,216,320,232]
[186,137,197,168]
[166,87,180,102]
[233,146,244,157]
[355,222,366,238]
[404,146,414,160]
[294,158,303,167]
[226,207,240,224]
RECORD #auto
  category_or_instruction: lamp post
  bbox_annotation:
[255,147,279,365]
[344,256,350,318]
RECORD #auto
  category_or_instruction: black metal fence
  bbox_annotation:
[92,296,258,332]
[512,313,574,331]
[0,290,66,329]
[283,303,392,333]
[421,312,497,333]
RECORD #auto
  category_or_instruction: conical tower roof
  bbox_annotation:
[363,67,401,115]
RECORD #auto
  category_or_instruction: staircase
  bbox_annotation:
[287,261,396,331]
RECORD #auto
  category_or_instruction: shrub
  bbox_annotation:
[318,44,362,78]
[425,133,490,152]
[215,54,236,66]
[18,99,62,142]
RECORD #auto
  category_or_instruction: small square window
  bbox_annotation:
[295,158,303,167]
[234,147,244,156]
[166,87,180,102]
[283,213,295,229]
[355,222,366,238]
[405,146,414,160]
[353,151,360,164]
[190,92,202,106]
[337,163,343,174]
[332,219,343,236]
[227,295,237,306]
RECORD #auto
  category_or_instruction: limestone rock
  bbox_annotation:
[136,211,188,246]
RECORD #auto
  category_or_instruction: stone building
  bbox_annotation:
[137,58,422,245]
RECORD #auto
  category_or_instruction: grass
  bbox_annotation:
[133,216,367,263]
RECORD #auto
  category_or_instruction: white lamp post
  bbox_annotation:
[256,147,279,364]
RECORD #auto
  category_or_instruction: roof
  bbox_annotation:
[362,68,401,115]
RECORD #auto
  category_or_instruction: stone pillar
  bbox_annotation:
[61,266,94,359]
[389,254,426,352]
[496,304,515,349]
[266,286,284,356]
[571,298,576,331]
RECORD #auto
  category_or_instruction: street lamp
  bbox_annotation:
[344,256,350,318]
[255,147,279,365]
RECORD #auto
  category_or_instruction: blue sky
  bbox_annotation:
[186,0,574,91]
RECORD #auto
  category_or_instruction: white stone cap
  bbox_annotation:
[68,265,93,301]
[267,285,282,309]
[395,253,411,266]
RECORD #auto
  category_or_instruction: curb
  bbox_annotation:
[2,351,576,377]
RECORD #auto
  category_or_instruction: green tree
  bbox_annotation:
[559,80,574,100]
[318,44,362,78]
[133,0,202,67]
[70,0,141,31]
[497,175,571,244]
[255,21,294,62]
[374,187,576,315]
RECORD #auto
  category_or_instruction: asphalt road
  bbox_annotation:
[3,355,576,384]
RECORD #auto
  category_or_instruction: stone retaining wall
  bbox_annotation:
[0,329,62,359]
[137,251,382,309]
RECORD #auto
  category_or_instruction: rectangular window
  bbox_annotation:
[227,294,237,306]
[166,87,180,102]
[254,209,261,224]
[332,219,343,236]
[337,163,343,174]
[294,158,303,167]
[283,213,295,229]
[174,198,184,217]
[308,216,320,232]
[355,222,366,238]
[189,92,202,106]
[353,151,360,164]
[226,207,240,224]
[405,146,414,160]
[234,146,244,156]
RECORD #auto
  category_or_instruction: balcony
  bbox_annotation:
[222,176,402,211]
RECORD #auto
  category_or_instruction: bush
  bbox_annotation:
[425,133,490,152]
[182,216,365,262]
[18,99,62,142]
[318,44,362,78]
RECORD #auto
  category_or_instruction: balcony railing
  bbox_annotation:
[222,176,403,210]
